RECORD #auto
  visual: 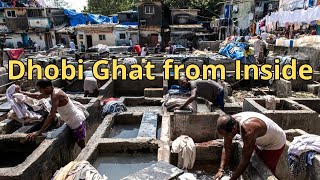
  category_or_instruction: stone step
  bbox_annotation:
[0,119,20,134]
[144,88,163,98]
[307,84,320,95]
[14,124,39,134]
[137,112,157,138]
[121,161,183,180]
[0,102,12,112]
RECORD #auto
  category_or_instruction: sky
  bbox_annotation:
[66,0,87,12]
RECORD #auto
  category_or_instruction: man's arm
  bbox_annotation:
[27,95,59,139]
[220,136,233,170]
[16,86,49,100]
[179,89,197,109]
[214,136,233,179]
[230,135,256,180]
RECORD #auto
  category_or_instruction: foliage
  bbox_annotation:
[87,0,137,15]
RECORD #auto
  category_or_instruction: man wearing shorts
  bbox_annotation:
[16,79,87,149]
[215,112,286,179]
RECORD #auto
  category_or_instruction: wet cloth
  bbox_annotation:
[171,135,196,169]
[7,49,25,60]
[6,85,42,121]
[84,77,98,94]
[101,100,127,117]
[52,161,107,180]
[57,97,86,130]
[289,151,316,177]
[71,121,86,143]
[163,95,197,113]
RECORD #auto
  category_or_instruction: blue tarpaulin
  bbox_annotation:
[64,9,115,26]
[219,43,252,63]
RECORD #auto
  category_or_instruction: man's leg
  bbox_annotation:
[215,91,225,111]
[72,121,87,149]
[255,146,285,174]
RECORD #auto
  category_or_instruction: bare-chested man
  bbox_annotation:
[215,112,286,180]
[16,79,87,148]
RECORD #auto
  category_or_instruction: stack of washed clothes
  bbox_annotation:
[101,98,127,118]
[162,94,197,113]
[288,134,320,177]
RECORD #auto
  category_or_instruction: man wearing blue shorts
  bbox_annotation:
[178,76,225,111]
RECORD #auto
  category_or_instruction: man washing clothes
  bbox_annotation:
[15,79,87,149]
[214,112,286,180]
[84,67,99,97]
[178,76,225,111]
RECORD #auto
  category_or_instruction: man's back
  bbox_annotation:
[234,111,286,150]
[190,80,223,102]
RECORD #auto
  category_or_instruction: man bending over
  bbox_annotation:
[16,79,87,149]
[215,111,286,179]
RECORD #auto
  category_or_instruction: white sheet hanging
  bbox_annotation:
[171,135,196,170]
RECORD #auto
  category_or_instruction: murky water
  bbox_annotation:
[126,106,162,113]
[156,121,162,140]
[189,162,220,180]
[197,104,211,113]
[0,152,31,168]
[108,124,140,138]
[93,153,157,180]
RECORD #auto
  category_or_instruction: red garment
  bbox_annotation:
[7,49,25,60]
[255,145,285,174]
[132,45,141,56]
[103,98,119,104]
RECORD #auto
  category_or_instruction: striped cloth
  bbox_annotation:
[101,101,127,118]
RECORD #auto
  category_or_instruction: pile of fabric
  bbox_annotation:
[122,57,137,65]
[101,98,127,118]
[52,161,107,180]
[218,42,247,62]
[163,95,197,113]
[168,85,190,95]
[6,85,50,124]
[171,135,196,170]
[89,44,110,54]
[288,134,320,177]
[264,95,280,110]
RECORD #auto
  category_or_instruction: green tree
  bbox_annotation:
[87,0,137,15]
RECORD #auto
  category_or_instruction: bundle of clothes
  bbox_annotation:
[288,134,320,177]
[162,94,197,113]
[101,98,127,118]
[52,161,107,180]
[6,84,50,124]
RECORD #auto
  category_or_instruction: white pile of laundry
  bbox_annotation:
[6,84,51,124]
[52,161,107,180]
[288,134,320,177]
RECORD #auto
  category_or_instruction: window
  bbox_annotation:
[79,35,84,39]
[7,10,16,18]
[145,5,155,14]
[99,35,106,40]
[119,33,125,39]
